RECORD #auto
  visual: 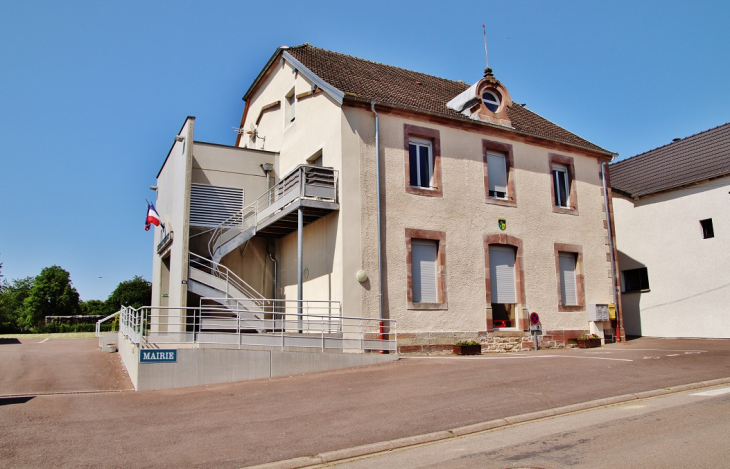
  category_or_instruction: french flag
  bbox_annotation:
[145,203,161,231]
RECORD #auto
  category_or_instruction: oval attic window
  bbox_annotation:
[482,90,500,112]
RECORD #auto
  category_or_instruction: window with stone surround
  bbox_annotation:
[403,124,442,197]
[554,243,585,311]
[483,139,516,206]
[405,229,447,309]
[548,153,578,215]
[484,234,527,331]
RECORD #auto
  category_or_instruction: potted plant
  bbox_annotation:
[577,333,601,348]
[454,340,482,355]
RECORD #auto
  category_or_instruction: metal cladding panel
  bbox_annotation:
[190,184,244,227]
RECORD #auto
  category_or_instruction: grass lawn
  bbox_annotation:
[0,332,98,339]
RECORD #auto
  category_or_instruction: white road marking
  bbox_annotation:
[38,338,49,343]
[642,356,660,360]
[666,354,680,357]
[405,355,633,362]
[605,348,707,353]
[691,387,730,397]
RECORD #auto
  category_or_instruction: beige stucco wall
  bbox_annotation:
[151,117,194,331]
[241,58,363,317]
[191,142,274,205]
[354,110,615,334]
[237,57,614,337]
[188,142,277,298]
[613,177,730,338]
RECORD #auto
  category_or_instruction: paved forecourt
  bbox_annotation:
[1,337,729,468]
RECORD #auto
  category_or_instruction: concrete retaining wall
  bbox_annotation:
[118,337,398,391]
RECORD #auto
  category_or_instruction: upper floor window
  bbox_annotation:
[409,138,433,189]
[285,88,296,124]
[487,152,507,199]
[548,153,578,215]
[552,164,570,207]
[403,124,443,198]
[483,139,516,207]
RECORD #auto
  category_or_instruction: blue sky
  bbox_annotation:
[1,0,728,301]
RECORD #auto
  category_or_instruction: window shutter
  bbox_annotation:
[412,240,438,303]
[489,246,516,304]
[190,184,244,227]
[559,252,578,306]
[487,152,507,195]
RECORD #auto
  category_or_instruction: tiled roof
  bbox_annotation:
[610,123,730,198]
[285,44,608,154]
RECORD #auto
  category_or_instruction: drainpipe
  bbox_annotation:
[602,155,622,342]
[370,102,384,324]
[269,251,277,300]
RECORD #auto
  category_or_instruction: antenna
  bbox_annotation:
[482,24,489,69]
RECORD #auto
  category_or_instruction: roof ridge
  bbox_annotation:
[289,43,472,88]
[612,121,730,166]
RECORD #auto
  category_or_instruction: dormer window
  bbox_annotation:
[482,90,500,112]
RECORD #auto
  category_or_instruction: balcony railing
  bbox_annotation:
[209,165,338,258]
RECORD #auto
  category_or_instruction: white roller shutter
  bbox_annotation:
[190,184,244,227]
[412,240,438,303]
[559,252,578,306]
[489,246,516,304]
[487,152,507,196]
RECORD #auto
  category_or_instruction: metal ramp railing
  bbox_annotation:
[118,303,397,353]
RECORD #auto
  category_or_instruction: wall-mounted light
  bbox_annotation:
[174,136,185,142]
[356,270,368,283]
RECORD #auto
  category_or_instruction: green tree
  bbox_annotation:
[19,266,80,329]
[106,275,151,311]
[0,276,33,333]
[80,299,114,316]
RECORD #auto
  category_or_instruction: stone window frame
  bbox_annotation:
[548,153,579,215]
[483,234,528,331]
[554,243,585,312]
[405,228,447,310]
[483,139,517,207]
[403,124,443,198]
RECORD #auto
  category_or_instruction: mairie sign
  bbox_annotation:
[140,349,177,363]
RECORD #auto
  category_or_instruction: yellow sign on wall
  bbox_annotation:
[608,304,616,320]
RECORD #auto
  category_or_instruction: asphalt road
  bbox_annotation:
[1,337,729,468]
[330,385,730,468]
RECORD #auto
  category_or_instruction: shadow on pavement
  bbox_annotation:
[0,396,35,406]
[0,338,21,344]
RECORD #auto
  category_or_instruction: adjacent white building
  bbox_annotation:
[611,123,730,338]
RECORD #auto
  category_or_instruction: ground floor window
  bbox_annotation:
[554,244,584,311]
[622,267,649,293]
[411,240,438,303]
[405,229,447,309]
[489,245,517,328]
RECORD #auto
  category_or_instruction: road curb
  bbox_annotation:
[247,377,730,469]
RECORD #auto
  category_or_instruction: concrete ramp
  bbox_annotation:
[118,337,398,391]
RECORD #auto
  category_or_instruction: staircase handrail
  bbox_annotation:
[189,252,265,305]
[207,165,338,259]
